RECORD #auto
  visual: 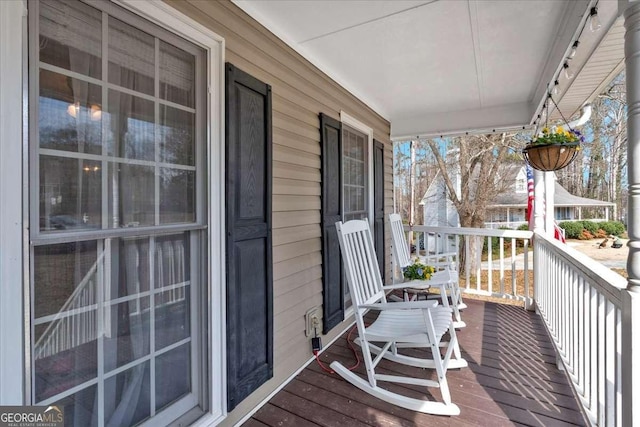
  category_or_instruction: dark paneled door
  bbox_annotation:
[373,140,385,281]
[225,63,273,411]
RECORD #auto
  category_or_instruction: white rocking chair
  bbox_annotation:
[389,213,466,329]
[331,220,467,415]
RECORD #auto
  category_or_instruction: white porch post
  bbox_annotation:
[533,170,545,233]
[544,172,555,235]
[622,2,640,425]
[532,169,545,312]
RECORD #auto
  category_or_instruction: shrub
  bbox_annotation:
[578,229,594,240]
[598,221,626,236]
[579,229,594,240]
[517,224,530,231]
[559,221,583,239]
[581,221,599,235]
[595,229,608,238]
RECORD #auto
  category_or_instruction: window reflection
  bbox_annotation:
[160,105,194,166]
[39,70,102,155]
[107,90,155,161]
[39,157,102,232]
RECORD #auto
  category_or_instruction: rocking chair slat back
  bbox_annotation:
[389,213,412,269]
[336,220,386,307]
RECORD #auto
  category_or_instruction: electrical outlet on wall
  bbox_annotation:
[304,306,321,337]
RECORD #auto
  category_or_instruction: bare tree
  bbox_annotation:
[425,133,519,271]
[426,133,516,228]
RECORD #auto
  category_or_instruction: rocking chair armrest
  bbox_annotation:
[419,251,457,260]
[382,283,430,291]
[360,300,438,311]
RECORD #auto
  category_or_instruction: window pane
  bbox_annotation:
[104,363,151,426]
[52,385,97,425]
[39,157,102,232]
[160,105,194,165]
[104,298,150,372]
[160,41,195,108]
[34,316,97,402]
[39,70,102,155]
[112,238,151,299]
[155,234,190,350]
[39,0,102,79]
[160,168,195,224]
[107,90,155,161]
[108,18,154,96]
[156,344,191,411]
[34,242,98,318]
[110,163,155,228]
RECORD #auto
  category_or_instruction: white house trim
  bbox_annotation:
[0,0,27,405]
[340,111,374,226]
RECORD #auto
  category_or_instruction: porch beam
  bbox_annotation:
[622,1,640,425]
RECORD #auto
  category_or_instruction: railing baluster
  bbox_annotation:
[605,300,616,427]
[487,236,492,295]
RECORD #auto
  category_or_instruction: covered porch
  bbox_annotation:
[245,298,585,427]
[230,0,640,425]
[238,222,628,425]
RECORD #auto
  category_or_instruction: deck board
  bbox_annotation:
[244,299,586,427]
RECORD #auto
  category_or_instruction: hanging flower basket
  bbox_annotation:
[522,127,582,171]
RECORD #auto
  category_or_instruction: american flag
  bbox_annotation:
[526,166,535,231]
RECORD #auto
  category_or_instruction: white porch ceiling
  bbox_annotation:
[233,0,621,140]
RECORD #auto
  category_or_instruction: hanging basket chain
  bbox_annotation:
[548,92,575,132]
[524,90,579,172]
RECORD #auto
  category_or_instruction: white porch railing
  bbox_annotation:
[404,225,534,306]
[534,231,628,427]
[402,224,633,426]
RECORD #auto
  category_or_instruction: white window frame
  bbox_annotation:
[339,111,373,316]
[0,0,27,405]
[340,111,374,227]
[0,0,227,422]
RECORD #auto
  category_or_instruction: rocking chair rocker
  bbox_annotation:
[389,213,466,328]
[332,220,467,415]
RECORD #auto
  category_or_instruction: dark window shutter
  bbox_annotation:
[225,63,273,411]
[374,140,385,281]
[320,113,343,334]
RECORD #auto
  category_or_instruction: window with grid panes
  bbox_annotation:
[29,1,207,424]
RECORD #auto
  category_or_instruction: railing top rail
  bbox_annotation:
[535,231,627,305]
[407,224,533,239]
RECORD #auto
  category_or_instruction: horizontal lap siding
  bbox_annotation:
[165,1,392,424]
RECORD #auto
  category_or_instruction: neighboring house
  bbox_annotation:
[421,166,616,229]
[420,171,460,228]
[487,167,616,228]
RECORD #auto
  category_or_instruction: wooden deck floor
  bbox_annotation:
[243,299,586,427]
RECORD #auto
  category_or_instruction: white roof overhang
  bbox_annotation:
[233,0,622,140]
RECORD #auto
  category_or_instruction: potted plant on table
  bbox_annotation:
[522,127,583,171]
[402,261,435,281]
